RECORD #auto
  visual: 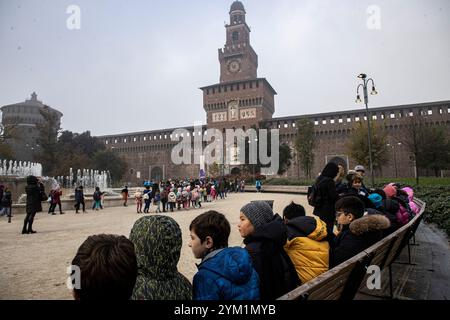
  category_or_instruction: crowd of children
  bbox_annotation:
[130,178,237,214]
[68,162,421,301]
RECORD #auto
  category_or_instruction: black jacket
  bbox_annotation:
[312,175,338,224]
[330,214,390,268]
[25,176,46,214]
[244,214,300,300]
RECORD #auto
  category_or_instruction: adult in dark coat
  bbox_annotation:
[22,175,46,234]
[312,162,339,235]
[240,201,300,300]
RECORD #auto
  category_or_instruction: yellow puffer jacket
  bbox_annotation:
[284,216,329,283]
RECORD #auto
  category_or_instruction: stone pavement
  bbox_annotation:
[356,222,450,300]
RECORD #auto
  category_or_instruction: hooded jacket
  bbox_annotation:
[25,175,45,214]
[330,214,390,268]
[284,216,329,283]
[193,247,259,300]
[312,163,339,224]
[130,215,192,300]
[244,214,300,300]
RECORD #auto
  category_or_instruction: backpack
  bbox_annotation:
[307,183,323,207]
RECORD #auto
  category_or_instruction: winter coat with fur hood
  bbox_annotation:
[330,214,390,268]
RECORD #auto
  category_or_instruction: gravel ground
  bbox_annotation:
[0,192,312,300]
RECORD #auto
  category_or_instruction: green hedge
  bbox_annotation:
[414,186,450,237]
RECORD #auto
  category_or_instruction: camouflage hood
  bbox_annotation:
[129,215,192,300]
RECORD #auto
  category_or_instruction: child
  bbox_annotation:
[130,215,192,300]
[189,211,259,300]
[282,202,329,283]
[168,188,176,212]
[93,187,102,211]
[330,196,390,268]
[154,190,161,213]
[238,201,299,300]
[71,234,137,300]
[143,186,151,213]
[74,185,86,213]
[134,189,143,213]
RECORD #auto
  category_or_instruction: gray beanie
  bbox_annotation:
[240,201,273,229]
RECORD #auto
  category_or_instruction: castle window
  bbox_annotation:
[206,89,209,95]
[314,120,319,126]
[243,83,246,89]
[249,82,253,89]
[256,81,259,88]
[372,115,377,120]
[292,122,296,127]
[390,113,395,119]
[322,120,327,125]
[164,134,167,139]
[224,86,228,92]
[124,138,127,143]
[143,137,146,141]
[154,135,157,140]
[347,117,352,122]
[133,137,137,142]
[105,140,108,145]
[338,118,343,123]
[408,110,414,117]
[355,117,360,122]
[428,109,433,115]
[114,139,118,144]
[232,31,239,41]
[230,85,233,91]
[439,108,443,114]
[284,123,289,128]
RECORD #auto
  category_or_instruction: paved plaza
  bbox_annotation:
[0,192,311,300]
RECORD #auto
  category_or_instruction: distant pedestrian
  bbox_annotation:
[121,186,129,207]
[93,187,102,211]
[22,176,47,234]
[74,186,86,213]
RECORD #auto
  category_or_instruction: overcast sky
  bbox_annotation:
[1,0,449,136]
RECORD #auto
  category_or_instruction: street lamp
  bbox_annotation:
[356,73,378,187]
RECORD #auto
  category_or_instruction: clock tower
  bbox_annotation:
[201,1,276,131]
[219,1,257,83]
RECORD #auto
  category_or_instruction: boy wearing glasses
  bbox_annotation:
[330,196,390,268]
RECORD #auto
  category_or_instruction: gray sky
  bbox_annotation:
[1,0,449,136]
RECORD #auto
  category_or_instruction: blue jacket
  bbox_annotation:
[193,247,260,300]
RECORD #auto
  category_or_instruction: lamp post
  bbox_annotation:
[356,73,378,187]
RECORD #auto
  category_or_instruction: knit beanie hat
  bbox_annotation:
[383,185,397,198]
[240,201,273,229]
[368,193,383,209]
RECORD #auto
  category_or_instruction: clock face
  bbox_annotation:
[228,60,241,73]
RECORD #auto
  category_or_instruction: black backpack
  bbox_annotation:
[307,183,323,207]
